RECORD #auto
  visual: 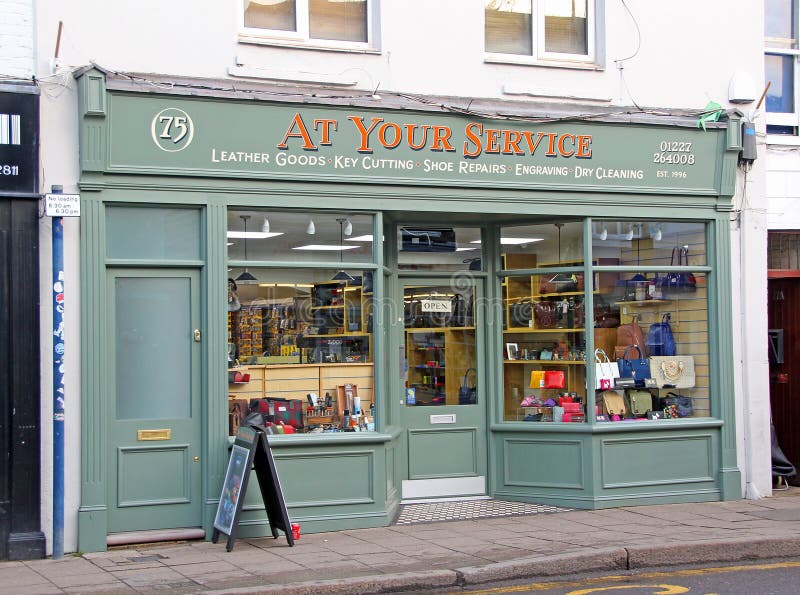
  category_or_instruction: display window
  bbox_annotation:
[501,220,711,423]
[227,210,376,435]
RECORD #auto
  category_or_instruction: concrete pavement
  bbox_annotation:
[3,488,800,594]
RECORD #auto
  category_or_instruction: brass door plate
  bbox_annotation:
[137,429,171,441]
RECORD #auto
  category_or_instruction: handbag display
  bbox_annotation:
[646,313,676,356]
[627,389,653,416]
[594,348,620,390]
[616,316,647,357]
[543,370,565,389]
[658,392,694,417]
[509,301,532,328]
[458,368,477,404]
[649,355,696,388]
[616,345,651,386]
[600,390,627,417]
[533,301,558,329]
[529,370,546,389]
[661,246,697,293]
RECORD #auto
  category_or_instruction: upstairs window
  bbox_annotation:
[485,0,596,64]
[765,0,799,136]
[242,0,371,46]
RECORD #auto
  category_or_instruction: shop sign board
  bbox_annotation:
[104,93,730,195]
[45,193,81,217]
[0,89,39,195]
[212,422,293,551]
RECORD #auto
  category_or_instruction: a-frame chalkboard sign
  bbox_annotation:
[212,422,294,551]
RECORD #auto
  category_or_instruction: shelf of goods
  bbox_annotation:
[406,327,476,406]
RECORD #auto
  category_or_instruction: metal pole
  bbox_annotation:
[52,213,65,559]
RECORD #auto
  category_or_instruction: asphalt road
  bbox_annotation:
[425,558,800,595]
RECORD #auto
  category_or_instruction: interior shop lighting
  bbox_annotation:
[456,246,480,251]
[306,219,316,235]
[625,225,635,241]
[343,218,353,236]
[292,244,359,251]
[345,234,373,242]
[234,215,259,283]
[470,237,543,245]
[650,223,663,241]
[599,226,608,241]
[261,216,270,233]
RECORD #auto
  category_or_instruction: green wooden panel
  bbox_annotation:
[106,206,201,260]
[503,438,584,489]
[117,445,190,506]
[274,451,374,505]
[600,435,714,488]
[104,92,728,196]
[408,428,478,478]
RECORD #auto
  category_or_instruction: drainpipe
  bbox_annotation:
[51,186,65,559]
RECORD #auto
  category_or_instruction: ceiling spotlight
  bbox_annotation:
[343,218,353,236]
[261,216,270,234]
[652,224,662,242]
[306,219,316,235]
[625,226,634,241]
[600,226,608,241]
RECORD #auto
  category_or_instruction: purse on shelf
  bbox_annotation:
[595,348,620,390]
[649,355,696,388]
[600,390,627,417]
[533,301,558,329]
[661,246,697,293]
[616,345,651,386]
[646,313,676,356]
[627,389,653,416]
[509,300,532,328]
[616,316,647,357]
[543,370,565,389]
[658,392,694,417]
[529,370,546,389]
[458,368,477,404]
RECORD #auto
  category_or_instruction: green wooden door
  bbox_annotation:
[106,269,203,533]
[398,278,487,499]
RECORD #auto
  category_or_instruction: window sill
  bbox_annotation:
[238,34,382,55]
[766,134,800,147]
[485,54,603,71]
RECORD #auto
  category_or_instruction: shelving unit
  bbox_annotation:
[306,279,373,363]
[406,327,476,406]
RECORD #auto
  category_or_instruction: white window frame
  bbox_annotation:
[766,0,800,142]
[485,0,599,68]
[238,0,378,52]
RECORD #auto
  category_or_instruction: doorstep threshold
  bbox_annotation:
[107,527,206,547]
[400,495,491,505]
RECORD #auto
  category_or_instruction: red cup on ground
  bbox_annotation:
[291,523,301,540]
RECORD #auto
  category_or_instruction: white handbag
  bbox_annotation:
[595,348,620,390]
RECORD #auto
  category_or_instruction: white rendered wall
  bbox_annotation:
[30,0,769,553]
[0,0,34,77]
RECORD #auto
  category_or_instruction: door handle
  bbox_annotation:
[193,329,201,342]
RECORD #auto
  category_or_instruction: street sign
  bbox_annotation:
[45,194,80,217]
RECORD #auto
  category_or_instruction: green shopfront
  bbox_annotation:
[75,69,743,551]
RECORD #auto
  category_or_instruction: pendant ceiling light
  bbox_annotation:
[235,215,258,283]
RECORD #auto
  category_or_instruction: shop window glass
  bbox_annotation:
[227,210,373,265]
[501,221,583,269]
[243,0,369,44]
[106,206,201,261]
[502,220,711,423]
[485,0,594,62]
[397,227,482,272]
[226,210,376,435]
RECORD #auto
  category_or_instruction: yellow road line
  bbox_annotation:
[457,559,800,594]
